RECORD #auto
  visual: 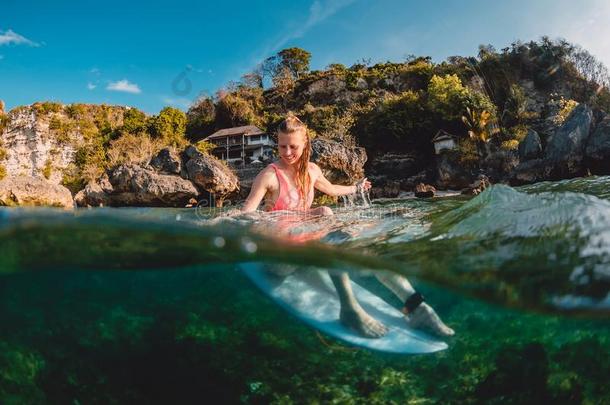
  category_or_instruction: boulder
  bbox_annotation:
[461,175,491,196]
[150,147,181,175]
[74,173,113,207]
[311,138,367,183]
[0,176,74,208]
[585,114,610,174]
[509,158,555,185]
[518,129,542,161]
[414,183,436,198]
[100,164,199,207]
[368,153,421,181]
[185,154,239,206]
[370,179,401,199]
[544,104,593,177]
[435,153,476,189]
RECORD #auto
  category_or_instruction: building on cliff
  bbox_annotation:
[203,125,275,165]
[432,130,457,154]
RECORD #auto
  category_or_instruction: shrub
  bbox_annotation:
[33,101,63,116]
[554,97,579,125]
[42,159,53,179]
[121,108,148,135]
[0,113,8,134]
[150,107,188,148]
[427,74,470,121]
[354,90,433,153]
[61,163,84,194]
[195,140,216,155]
[186,97,216,142]
[0,146,7,161]
[501,139,520,150]
[0,164,6,180]
[106,133,161,167]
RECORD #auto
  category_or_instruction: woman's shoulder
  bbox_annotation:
[308,161,321,171]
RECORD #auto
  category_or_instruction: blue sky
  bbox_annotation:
[2,0,610,114]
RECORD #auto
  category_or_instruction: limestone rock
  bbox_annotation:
[0,176,74,208]
[518,129,542,161]
[185,154,239,205]
[435,153,475,189]
[544,104,593,177]
[414,183,436,198]
[585,114,610,174]
[311,138,367,183]
[461,175,491,195]
[74,174,113,207]
[150,147,181,174]
[104,164,199,206]
[509,158,555,186]
[368,153,421,181]
[0,105,79,184]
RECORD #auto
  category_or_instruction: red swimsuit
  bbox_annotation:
[268,163,314,211]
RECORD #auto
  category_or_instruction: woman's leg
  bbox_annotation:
[330,272,388,338]
[375,271,455,337]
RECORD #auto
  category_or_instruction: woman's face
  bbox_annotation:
[278,130,306,166]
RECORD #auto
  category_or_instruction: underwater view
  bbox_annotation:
[1,176,609,404]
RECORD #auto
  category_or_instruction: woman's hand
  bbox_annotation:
[356,177,372,193]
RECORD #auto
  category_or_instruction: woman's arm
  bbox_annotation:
[312,164,371,197]
[242,168,274,212]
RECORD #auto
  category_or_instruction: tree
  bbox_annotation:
[277,47,311,79]
[263,47,312,85]
[121,108,148,135]
[427,74,470,121]
[462,107,499,157]
[150,107,187,147]
[186,96,216,142]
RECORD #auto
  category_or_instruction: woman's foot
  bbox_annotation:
[340,308,388,338]
[404,303,455,337]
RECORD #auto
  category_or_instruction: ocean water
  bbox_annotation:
[1,177,609,404]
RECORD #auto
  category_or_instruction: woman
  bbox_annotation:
[242,113,454,338]
[242,113,368,214]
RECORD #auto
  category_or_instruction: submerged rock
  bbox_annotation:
[0,176,74,208]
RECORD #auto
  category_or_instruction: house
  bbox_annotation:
[203,125,275,165]
[432,130,457,154]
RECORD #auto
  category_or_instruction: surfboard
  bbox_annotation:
[240,262,448,354]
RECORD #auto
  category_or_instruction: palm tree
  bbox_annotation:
[461,107,499,156]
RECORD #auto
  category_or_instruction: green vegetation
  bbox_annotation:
[32,101,63,116]
[42,159,53,180]
[0,264,608,404]
[0,164,6,181]
[150,107,188,148]
[4,37,609,192]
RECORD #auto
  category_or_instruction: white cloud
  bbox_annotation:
[87,82,97,90]
[0,29,40,47]
[90,67,101,75]
[106,79,141,94]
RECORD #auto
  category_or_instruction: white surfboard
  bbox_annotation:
[240,262,448,354]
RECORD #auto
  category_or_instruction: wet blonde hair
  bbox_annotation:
[278,112,311,208]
